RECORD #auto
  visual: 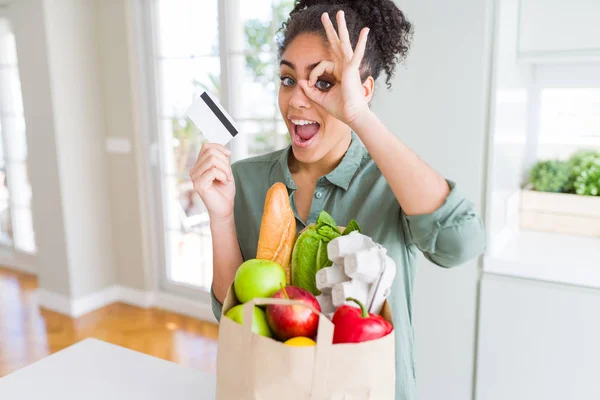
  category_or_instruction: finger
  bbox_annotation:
[299,80,327,106]
[196,167,229,193]
[191,147,230,176]
[336,10,353,59]
[191,159,232,185]
[200,142,232,157]
[321,12,342,57]
[198,147,230,166]
[308,60,336,87]
[351,27,370,67]
[195,155,233,181]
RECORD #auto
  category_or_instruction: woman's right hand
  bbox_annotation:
[189,143,236,222]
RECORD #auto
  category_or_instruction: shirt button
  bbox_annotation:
[315,192,323,199]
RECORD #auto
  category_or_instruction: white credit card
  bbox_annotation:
[185,91,239,146]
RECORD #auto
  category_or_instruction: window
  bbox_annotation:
[533,63,600,160]
[148,0,294,293]
[0,20,36,254]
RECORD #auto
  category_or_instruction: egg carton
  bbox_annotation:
[315,231,396,317]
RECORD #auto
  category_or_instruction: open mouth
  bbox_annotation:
[290,119,321,149]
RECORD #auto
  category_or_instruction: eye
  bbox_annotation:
[315,79,333,91]
[280,76,295,87]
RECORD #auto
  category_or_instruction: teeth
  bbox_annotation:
[291,119,318,126]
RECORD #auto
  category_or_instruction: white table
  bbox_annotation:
[0,338,216,399]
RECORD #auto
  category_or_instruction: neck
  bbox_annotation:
[289,132,352,179]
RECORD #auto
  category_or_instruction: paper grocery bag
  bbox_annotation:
[216,286,396,400]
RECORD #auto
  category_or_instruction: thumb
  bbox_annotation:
[298,80,326,106]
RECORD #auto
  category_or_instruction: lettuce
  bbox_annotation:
[291,211,360,295]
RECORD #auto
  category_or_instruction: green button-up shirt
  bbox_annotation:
[211,132,486,400]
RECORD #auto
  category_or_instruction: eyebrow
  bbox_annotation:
[280,59,321,72]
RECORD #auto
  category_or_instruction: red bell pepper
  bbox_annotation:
[332,297,393,344]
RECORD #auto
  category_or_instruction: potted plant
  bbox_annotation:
[520,150,600,237]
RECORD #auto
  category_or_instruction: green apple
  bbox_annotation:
[234,259,286,303]
[225,304,273,338]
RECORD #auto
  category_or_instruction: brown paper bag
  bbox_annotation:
[216,286,395,400]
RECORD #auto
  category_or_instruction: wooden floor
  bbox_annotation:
[0,267,219,378]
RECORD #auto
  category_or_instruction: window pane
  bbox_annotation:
[241,120,286,157]
[160,118,205,176]
[166,229,213,290]
[6,162,31,207]
[155,0,219,58]
[241,0,273,53]
[273,0,295,29]
[158,57,220,117]
[12,205,35,253]
[241,0,295,53]
[3,116,27,162]
[240,52,278,119]
[0,128,4,167]
[160,121,207,231]
[152,0,296,293]
[163,175,181,232]
[539,88,600,138]
[277,119,291,146]
[0,32,17,65]
[191,57,222,102]
[0,168,11,246]
[164,180,209,232]
[0,67,24,115]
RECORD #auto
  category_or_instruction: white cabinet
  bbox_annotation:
[518,0,600,58]
[475,273,600,400]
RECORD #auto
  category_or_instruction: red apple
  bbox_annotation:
[266,286,321,341]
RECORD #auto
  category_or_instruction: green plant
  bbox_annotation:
[528,160,571,193]
[568,150,600,196]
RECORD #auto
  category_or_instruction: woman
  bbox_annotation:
[190,0,486,398]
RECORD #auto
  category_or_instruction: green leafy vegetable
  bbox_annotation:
[316,210,340,233]
[291,210,344,295]
[342,220,361,235]
[317,225,341,241]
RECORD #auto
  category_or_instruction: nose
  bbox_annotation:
[289,84,311,109]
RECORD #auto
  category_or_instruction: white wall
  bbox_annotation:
[10,0,117,302]
[476,274,600,400]
[373,0,493,398]
[94,0,150,292]
[11,0,72,296]
[43,0,116,299]
[9,0,154,305]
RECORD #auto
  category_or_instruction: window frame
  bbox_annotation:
[0,13,37,273]
[138,0,291,301]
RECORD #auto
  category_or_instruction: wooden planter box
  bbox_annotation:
[520,189,600,237]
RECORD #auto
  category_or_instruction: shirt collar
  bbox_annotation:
[278,131,365,191]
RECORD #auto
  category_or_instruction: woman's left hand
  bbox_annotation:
[298,11,371,128]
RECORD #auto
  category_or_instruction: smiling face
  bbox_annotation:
[278,33,351,165]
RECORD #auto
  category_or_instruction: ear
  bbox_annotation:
[362,76,375,104]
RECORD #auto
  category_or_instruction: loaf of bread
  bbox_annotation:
[256,182,296,284]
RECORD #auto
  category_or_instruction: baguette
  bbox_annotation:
[256,182,296,284]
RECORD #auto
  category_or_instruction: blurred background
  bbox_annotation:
[0,0,598,399]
